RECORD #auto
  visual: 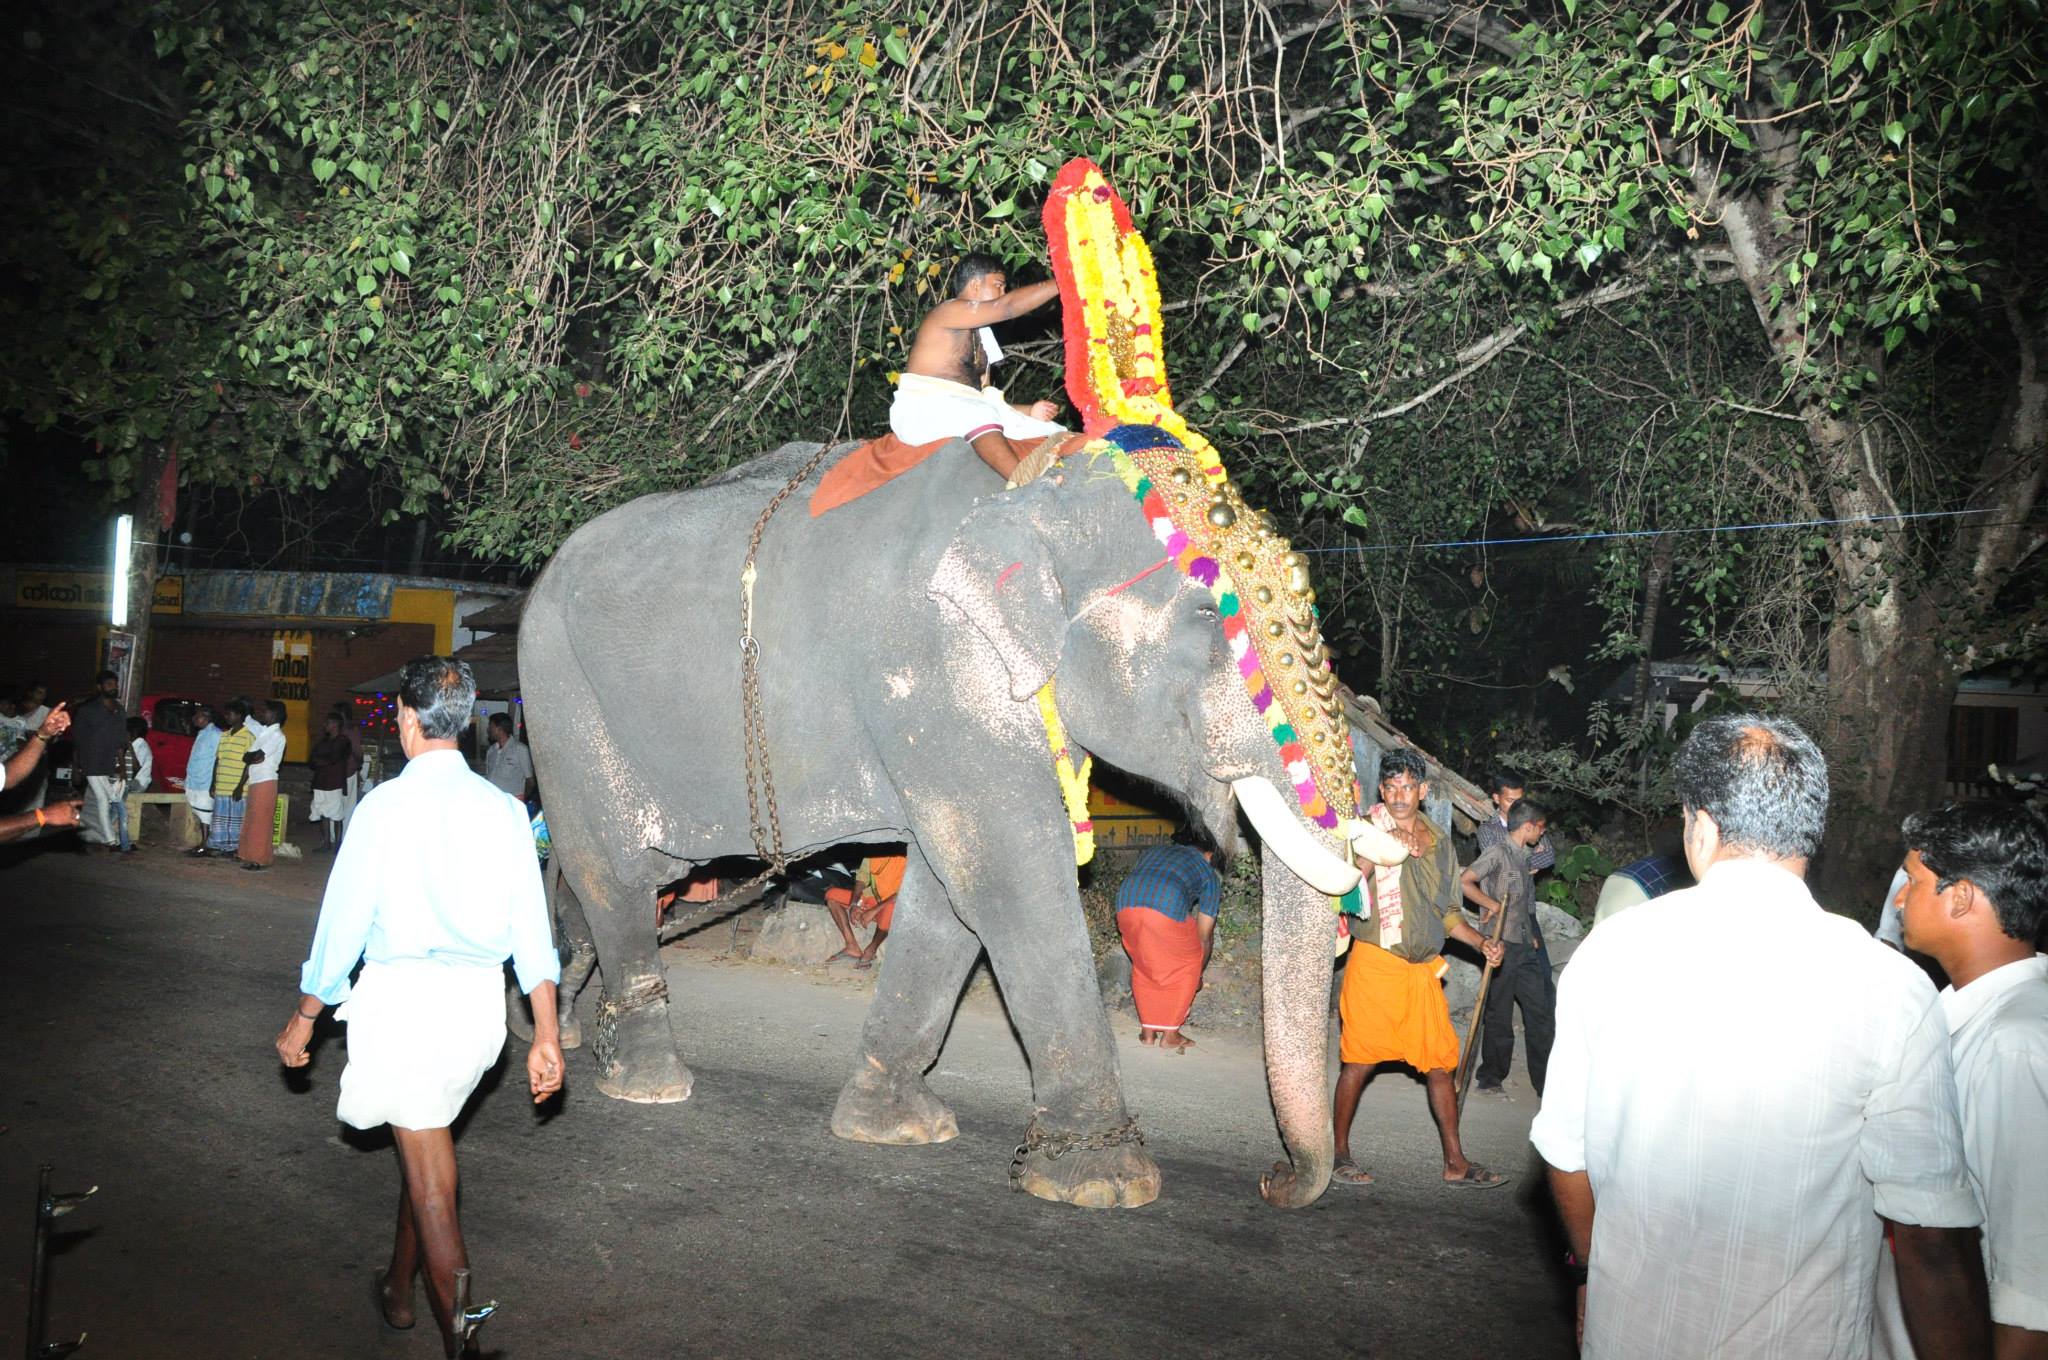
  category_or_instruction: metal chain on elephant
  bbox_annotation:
[737,441,841,885]
[1006,1115,1147,1189]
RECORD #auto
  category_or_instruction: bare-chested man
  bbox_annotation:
[891,252,1066,479]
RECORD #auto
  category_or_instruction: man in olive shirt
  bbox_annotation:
[1331,749,1507,1188]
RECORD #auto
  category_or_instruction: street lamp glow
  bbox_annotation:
[111,514,133,627]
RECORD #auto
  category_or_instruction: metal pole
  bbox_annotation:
[25,1164,93,1359]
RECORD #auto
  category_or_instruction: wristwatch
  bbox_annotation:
[1564,1250,1589,1286]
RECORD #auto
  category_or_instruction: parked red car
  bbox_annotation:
[140,694,212,792]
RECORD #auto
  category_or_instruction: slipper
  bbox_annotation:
[1443,1163,1508,1189]
[373,1269,415,1331]
[852,954,876,970]
[825,949,861,965]
[1331,1161,1375,1186]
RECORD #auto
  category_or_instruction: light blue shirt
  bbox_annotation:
[298,748,560,1003]
[185,723,221,794]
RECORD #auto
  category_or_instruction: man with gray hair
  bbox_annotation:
[275,657,562,1357]
[1531,713,1992,1358]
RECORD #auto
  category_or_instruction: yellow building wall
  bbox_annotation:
[388,587,457,654]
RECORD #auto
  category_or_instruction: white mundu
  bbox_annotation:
[1531,859,1981,1359]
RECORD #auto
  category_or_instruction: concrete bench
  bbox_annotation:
[123,792,290,849]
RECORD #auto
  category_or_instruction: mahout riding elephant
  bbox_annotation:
[523,156,1377,1207]
[519,431,1367,1209]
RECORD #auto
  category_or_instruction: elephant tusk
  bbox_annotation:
[1232,776,1361,896]
[1350,820,1411,867]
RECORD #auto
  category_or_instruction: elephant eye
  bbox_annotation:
[1195,603,1219,622]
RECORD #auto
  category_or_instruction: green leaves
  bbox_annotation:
[310,157,337,183]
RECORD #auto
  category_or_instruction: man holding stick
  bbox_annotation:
[1330,749,1507,1188]
[1531,713,1990,1357]
[1461,798,1554,1099]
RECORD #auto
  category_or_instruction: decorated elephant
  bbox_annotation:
[519,161,1373,1208]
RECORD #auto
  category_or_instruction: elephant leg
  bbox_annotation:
[504,859,597,1049]
[954,835,1160,1209]
[558,842,693,1104]
[553,866,598,1051]
[832,849,977,1146]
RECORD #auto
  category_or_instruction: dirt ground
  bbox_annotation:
[0,830,1578,1359]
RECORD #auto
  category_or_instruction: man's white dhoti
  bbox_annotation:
[82,774,124,845]
[336,960,507,1130]
[185,786,214,827]
[889,372,1066,445]
[309,787,347,821]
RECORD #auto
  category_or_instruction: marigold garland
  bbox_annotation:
[1036,680,1095,866]
[1043,158,1359,845]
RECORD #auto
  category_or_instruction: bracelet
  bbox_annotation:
[296,1006,321,1020]
[33,808,46,827]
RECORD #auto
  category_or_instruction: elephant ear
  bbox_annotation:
[928,486,1067,701]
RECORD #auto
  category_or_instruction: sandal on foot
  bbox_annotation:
[372,1269,415,1331]
[1443,1163,1508,1189]
[825,949,861,965]
[1331,1161,1375,1186]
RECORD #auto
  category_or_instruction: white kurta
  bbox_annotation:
[1531,859,1981,1359]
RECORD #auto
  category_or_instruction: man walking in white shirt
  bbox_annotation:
[1875,800,2048,1359]
[275,657,562,1358]
[1531,712,1991,1358]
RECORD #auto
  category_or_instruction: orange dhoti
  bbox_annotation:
[1118,907,1207,1031]
[238,780,279,866]
[826,854,907,931]
[1337,941,1461,1072]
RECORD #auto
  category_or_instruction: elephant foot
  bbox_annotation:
[1008,1117,1161,1209]
[830,1057,959,1145]
[559,1010,583,1051]
[591,993,693,1103]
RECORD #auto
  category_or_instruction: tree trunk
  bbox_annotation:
[123,445,172,710]
[1629,538,1674,727]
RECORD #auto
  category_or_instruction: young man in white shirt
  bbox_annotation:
[1531,712,1991,1358]
[1875,800,2048,1359]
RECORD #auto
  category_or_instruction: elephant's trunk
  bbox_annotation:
[1231,776,1360,896]
[1255,838,1338,1208]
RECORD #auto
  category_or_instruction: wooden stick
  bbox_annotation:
[1455,902,1512,1112]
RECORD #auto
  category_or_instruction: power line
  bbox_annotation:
[1302,506,2005,554]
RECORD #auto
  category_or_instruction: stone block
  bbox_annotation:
[749,901,847,967]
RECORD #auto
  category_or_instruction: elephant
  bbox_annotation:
[519,433,1366,1208]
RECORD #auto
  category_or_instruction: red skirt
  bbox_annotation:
[1118,907,1206,1030]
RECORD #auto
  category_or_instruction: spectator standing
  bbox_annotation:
[1113,838,1222,1051]
[274,657,561,1358]
[1590,851,1693,926]
[238,700,287,871]
[1462,798,1555,1097]
[308,713,351,851]
[0,695,24,760]
[482,713,535,807]
[332,704,365,825]
[1531,713,1989,1357]
[70,669,128,848]
[19,683,51,733]
[1872,801,2048,1358]
[198,698,255,859]
[180,705,221,844]
[111,715,152,854]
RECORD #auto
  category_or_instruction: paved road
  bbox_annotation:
[0,840,1577,1359]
